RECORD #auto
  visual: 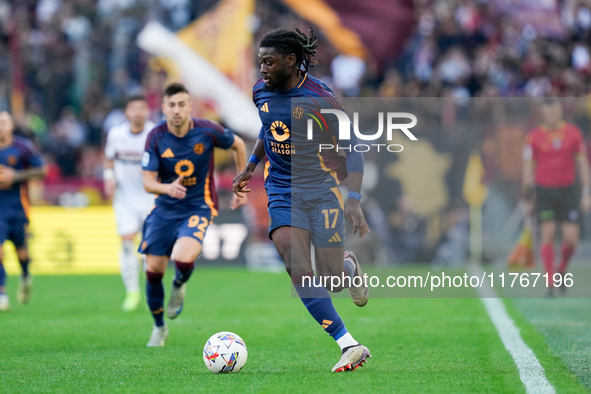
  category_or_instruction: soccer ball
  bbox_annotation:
[203,332,248,373]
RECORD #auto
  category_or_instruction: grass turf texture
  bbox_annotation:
[0,268,588,392]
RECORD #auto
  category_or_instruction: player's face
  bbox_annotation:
[162,92,192,128]
[125,100,149,129]
[541,102,563,126]
[0,112,14,143]
[259,47,294,90]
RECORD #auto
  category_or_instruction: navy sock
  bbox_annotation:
[146,271,165,327]
[0,260,6,292]
[19,258,30,278]
[173,261,194,288]
[293,272,347,339]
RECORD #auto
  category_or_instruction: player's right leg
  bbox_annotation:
[145,254,169,347]
[559,221,579,293]
[120,233,141,312]
[139,210,179,346]
[15,247,32,304]
[114,198,143,311]
[536,186,558,297]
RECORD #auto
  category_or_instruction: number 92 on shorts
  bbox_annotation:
[139,208,212,256]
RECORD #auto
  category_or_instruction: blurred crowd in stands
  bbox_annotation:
[1,0,591,177]
[2,0,591,263]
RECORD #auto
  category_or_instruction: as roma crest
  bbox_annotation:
[193,143,205,155]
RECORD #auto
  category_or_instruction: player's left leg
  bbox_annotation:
[166,236,203,319]
[556,185,580,293]
[166,211,211,319]
[314,246,371,372]
[558,222,579,292]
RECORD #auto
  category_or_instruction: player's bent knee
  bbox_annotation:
[15,248,28,261]
[171,236,202,262]
[146,255,168,273]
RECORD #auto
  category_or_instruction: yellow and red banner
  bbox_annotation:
[137,0,261,137]
[4,207,120,275]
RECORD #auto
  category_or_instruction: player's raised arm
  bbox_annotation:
[232,136,265,198]
[342,131,370,238]
[103,159,116,200]
[142,170,186,199]
[0,164,46,188]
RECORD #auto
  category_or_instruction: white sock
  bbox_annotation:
[336,332,358,350]
[120,240,140,293]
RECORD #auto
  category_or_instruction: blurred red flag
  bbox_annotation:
[281,0,415,70]
[507,220,536,269]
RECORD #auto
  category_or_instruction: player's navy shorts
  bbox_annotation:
[536,185,580,223]
[138,207,212,256]
[0,211,29,248]
[267,187,345,247]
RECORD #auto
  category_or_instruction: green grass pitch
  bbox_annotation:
[0,268,588,392]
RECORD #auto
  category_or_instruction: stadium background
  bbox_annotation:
[2,1,591,392]
[1,0,591,273]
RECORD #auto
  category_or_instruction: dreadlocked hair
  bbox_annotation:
[260,26,318,72]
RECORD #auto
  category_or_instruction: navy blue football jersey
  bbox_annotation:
[0,136,44,217]
[253,74,348,194]
[142,118,235,217]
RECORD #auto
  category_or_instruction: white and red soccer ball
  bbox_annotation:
[203,332,248,373]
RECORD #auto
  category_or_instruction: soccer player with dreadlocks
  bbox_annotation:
[233,27,371,372]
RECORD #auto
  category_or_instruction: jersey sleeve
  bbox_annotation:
[322,97,364,174]
[20,139,44,168]
[205,121,235,149]
[105,128,116,160]
[142,131,160,172]
[573,126,588,155]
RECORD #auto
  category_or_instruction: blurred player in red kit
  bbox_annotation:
[522,98,591,296]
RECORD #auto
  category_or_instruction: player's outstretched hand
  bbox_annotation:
[345,199,370,238]
[0,165,16,188]
[168,176,187,199]
[104,178,116,200]
[232,167,254,198]
[230,194,247,210]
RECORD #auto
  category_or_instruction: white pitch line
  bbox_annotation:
[470,266,555,394]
